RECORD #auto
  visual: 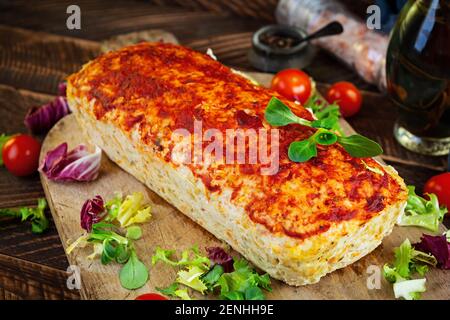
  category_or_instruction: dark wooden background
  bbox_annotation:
[0,0,448,300]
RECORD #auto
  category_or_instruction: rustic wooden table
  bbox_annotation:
[0,0,448,300]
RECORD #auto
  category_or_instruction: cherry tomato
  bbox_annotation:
[2,134,41,177]
[424,172,450,210]
[271,69,312,104]
[326,81,362,117]
[135,293,168,300]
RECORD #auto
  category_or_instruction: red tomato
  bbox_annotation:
[424,172,450,210]
[271,69,312,104]
[326,81,362,117]
[135,293,168,300]
[2,134,41,177]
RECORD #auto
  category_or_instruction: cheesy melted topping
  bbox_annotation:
[68,42,405,240]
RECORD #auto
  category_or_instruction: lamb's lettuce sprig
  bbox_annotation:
[264,97,382,162]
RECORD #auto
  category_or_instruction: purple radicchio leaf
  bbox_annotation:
[206,247,234,273]
[39,143,102,181]
[58,82,67,97]
[80,195,105,232]
[414,234,450,270]
[24,96,70,134]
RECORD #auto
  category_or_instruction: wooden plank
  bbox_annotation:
[0,1,264,42]
[0,252,79,300]
[0,5,374,91]
[0,25,99,94]
[0,84,53,208]
[0,84,70,275]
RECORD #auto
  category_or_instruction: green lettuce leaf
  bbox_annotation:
[398,186,447,232]
[152,246,210,270]
[177,265,208,294]
[392,239,436,278]
[393,278,426,300]
[174,289,192,300]
[201,264,224,290]
[216,259,271,300]
[383,238,436,300]
[152,247,178,266]
[0,198,49,234]
[156,282,179,297]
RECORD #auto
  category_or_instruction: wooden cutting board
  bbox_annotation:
[40,72,449,300]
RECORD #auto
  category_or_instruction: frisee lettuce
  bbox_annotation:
[0,198,49,234]
[398,186,447,232]
[152,245,210,270]
[393,278,426,300]
[156,282,179,297]
[216,259,271,300]
[383,239,436,300]
[115,192,151,227]
[177,265,208,294]
[152,246,271,300]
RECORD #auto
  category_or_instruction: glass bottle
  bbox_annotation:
[387,0,450,156]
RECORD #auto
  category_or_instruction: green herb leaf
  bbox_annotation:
[156,282,179,298]
[383,238,436,300]
[288,140,317,163]
[337,134,383,158]
[115,243,131,264]
[174,289,193,300]
[101,239,118,265]
[105,193,122,221]
[202,264,224,290]
[222,291,245,300]
[119,249,149,290]
[312,129,338,146]
[152,246,210,270]
[0,134,12,166]
[244,286,265,300]
[0,198,49,234]
[264,97,311,127]
[392,239,436,278]
[264,96,384,163]
[398,186,447,232]
[361,160,384,175]
[393,239,415,278]
[152,247,178,266]
[383,265,406,283]
[216,259,271,300]
[126,226,142,240]
[305,95,342,131]
[89,223,128,245]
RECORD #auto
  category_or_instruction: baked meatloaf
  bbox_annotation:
[67,42,407,285]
